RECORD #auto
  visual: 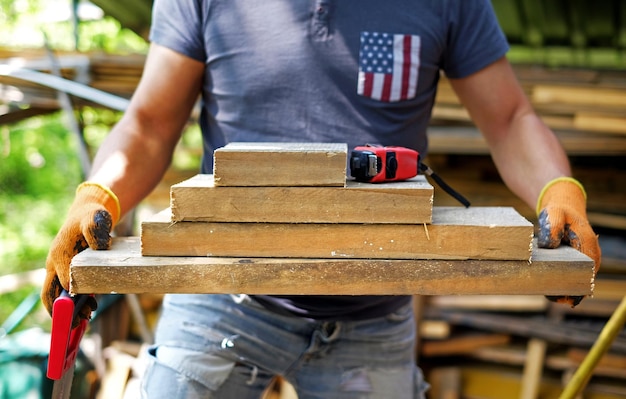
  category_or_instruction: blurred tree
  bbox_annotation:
[88,0,152,40]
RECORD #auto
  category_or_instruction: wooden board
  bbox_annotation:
[421,333,511,357]
[531,85,626,110]
[426,311,626,353]
[170,174,434,224]
[427,126,626,156]
[141,207,534,260]
[213,142,347,187]
[470,346,626,380]
[70,237,593,296]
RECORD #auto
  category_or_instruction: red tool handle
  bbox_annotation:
[47,291,90,380]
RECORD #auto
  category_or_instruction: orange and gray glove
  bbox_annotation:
[42,182,120,326]
[536,177,601,307]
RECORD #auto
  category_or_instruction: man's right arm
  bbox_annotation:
[41,44,205,317]
[89,43,205,217]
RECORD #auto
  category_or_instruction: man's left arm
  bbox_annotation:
[449,56,601,305]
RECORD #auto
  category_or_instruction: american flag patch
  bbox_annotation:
[357,31,421,102]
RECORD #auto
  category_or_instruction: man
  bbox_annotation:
[42,1,601,397]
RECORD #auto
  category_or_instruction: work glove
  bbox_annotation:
[536,177,601,307]
[42,182,120,326]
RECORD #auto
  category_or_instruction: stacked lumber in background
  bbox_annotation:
[417,64,626,397]
[418,288,626,398]
[429,65,626,156]
[421,94,626,399]
[2,48,626,158]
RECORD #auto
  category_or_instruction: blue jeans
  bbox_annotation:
[141,294,429,398]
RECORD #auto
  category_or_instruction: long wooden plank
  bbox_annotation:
[426,311,626,353]
[532,85,626,109]
[470,346,626,380]
[70,237,593,296]
[141,207,534,260]
[170,174,434,224]
[427,126,626,155]
[213,142,347,187]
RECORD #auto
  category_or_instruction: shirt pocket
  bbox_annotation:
[357,31,421,102]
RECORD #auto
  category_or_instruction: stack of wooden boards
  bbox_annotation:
[141,143,533,261]
[70,142,593,296]
[52,142,581,297]
[419,290,626,399]
[429,69,626,156]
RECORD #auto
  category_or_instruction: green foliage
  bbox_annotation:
[47,16,148,54]
[0,113,84,331]
[0,286,49,334]
[0,0,39,27]
[80,106,123,150]
[0,1,148,54]
[0,114,83,274]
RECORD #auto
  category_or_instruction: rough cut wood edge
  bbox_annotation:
[213,142,348,187]
[70,237,594,296]
[141,207,534,260]
[170,174,434,224]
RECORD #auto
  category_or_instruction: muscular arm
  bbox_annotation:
[448,57,571,209]
[89,43,205,216]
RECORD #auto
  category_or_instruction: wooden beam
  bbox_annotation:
[470,346,626,380]
[427,311,626,353]
[170,174,433,224]
[0,66,130,111]
[520,338,548,399]
[213,142,347,187]
[421,333,511,357]
[69,237,593,296]
[141,207,534,260]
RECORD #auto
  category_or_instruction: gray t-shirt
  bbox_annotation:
[150,0,509,320]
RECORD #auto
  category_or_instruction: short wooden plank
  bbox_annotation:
[574,112,626,135]
[213,142,347,187]
[420,320,451,340]
[69,237,594,296]
[170,174,434,224]
[427,367,462,399]
[141,207,533,260]
[421,333,511,357]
